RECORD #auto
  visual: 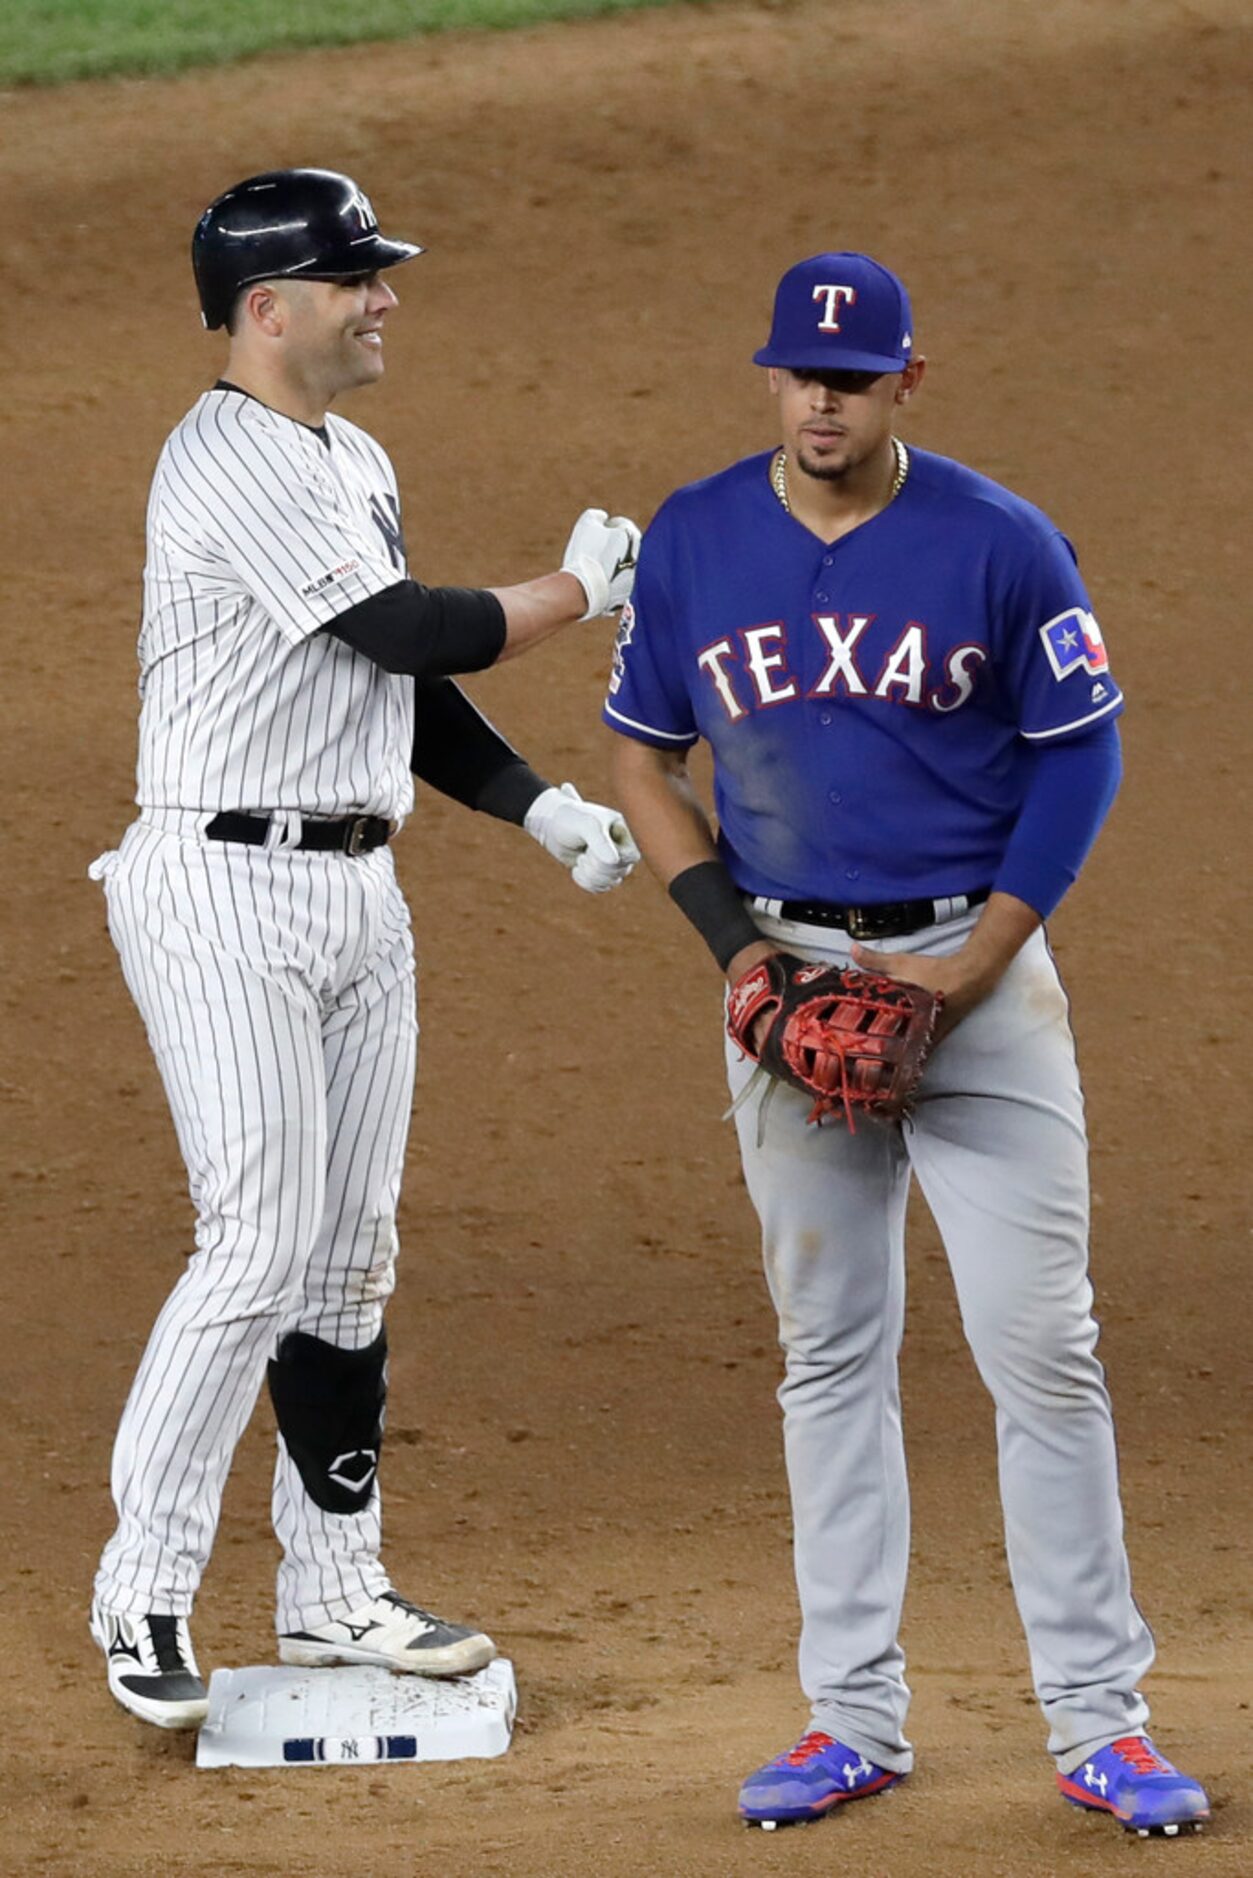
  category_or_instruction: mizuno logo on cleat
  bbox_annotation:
[105,1619,143,1665]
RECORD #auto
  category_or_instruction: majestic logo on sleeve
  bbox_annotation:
[1039,607,1109,680]
[607,600,635,695]
[813,284,857,332]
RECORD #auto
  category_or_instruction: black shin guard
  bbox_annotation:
[267,1328,388,1515]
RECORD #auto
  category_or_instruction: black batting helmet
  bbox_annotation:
[192,168,424,330]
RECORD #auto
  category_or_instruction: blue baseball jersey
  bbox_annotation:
[602,446,1123,902]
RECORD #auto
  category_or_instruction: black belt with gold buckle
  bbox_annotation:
[204,812,393,855]
[769,888,990,941]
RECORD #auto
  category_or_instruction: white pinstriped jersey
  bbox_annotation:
[136,385,416,820]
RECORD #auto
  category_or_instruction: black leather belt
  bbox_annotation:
[204,812,393,856]
[752,887,990,941]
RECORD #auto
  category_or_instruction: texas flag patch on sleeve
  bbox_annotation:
[1039,606,1110,680]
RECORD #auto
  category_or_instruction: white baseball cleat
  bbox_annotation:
[90,1600,209,1730]
[278,1589,496,1677]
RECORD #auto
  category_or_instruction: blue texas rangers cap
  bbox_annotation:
[753,253,914,373]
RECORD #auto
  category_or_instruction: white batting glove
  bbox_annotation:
[523,782,641,894]
[561,508,641,619]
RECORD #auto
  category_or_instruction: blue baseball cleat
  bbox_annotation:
[738,1729,903,1828]
[1058,1735,1210,1836]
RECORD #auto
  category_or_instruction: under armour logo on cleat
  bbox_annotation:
[844,1756,873,1788]
[1084,1765,1108,1795]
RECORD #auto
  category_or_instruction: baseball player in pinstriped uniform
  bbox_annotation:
[605,255,1209,1837]
[88,168,642,1730]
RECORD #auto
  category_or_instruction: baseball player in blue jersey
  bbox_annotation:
[605,254,1209,1838]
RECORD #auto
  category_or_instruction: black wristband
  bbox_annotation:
[668,860,763,971]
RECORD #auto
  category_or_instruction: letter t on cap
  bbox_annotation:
[813,284,857,332]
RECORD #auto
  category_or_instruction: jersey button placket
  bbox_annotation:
[810,553,842,829]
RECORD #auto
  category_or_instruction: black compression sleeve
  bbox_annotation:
[327,579,507,678]
[411,677,549,824]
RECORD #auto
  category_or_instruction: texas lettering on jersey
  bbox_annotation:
[696,612,986,720]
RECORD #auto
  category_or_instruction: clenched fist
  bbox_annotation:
[524,782,641,893]
[561,508,641,620]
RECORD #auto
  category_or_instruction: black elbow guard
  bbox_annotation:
[328,580,506,677]
[267,1328,388,1515]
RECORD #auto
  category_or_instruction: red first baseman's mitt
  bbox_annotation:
[727,951,942,1131]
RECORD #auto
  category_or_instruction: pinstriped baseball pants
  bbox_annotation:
[90,816,417,1631]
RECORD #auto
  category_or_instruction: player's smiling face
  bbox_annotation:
[770,364,919,483]
[226,271,406,426]
[282,273,399,397]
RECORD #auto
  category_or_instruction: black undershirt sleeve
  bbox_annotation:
[411,676,550,825]
[326,578,507,678]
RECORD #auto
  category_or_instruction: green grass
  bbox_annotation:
[0,0,689,86]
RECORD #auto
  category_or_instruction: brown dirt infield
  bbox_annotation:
[1,1,1249,1872]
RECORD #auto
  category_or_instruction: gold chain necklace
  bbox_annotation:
[772,436,909,515]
